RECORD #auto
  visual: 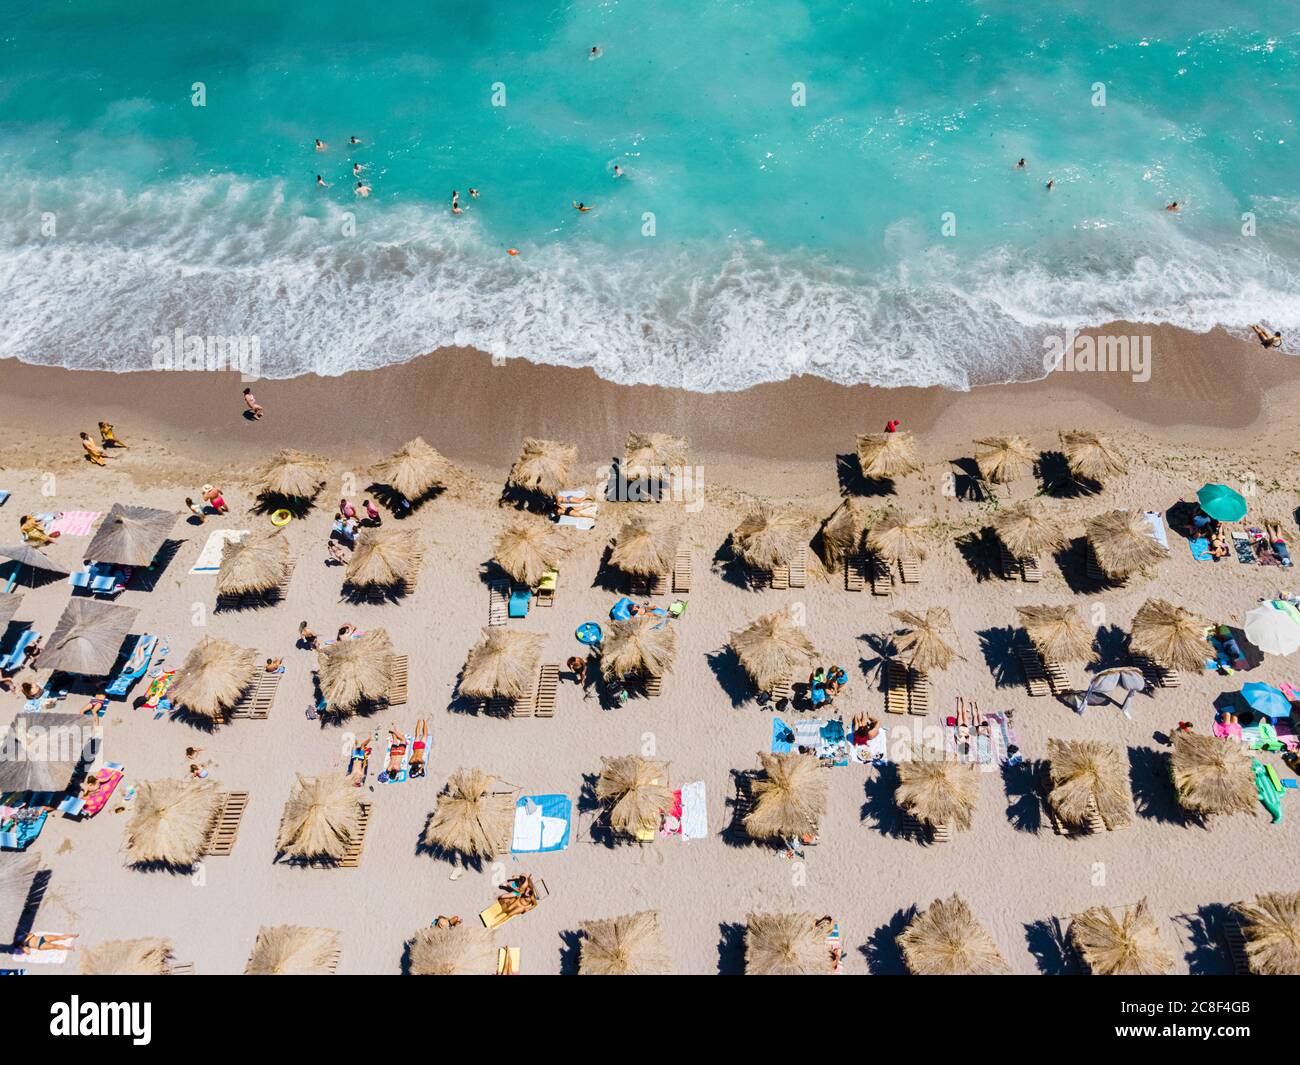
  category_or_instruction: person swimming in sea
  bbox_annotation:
[349,135,361,145]
[1045,179,1054,191]
[316,174,329,187]
[469,187,479,199]
[353,162,365,176]
[1165,201,1181,211]
[315,138,327,152]
[1015,157,1025,168]
[355,180,371,197]
[613,164,623,178]
[452,190,462,214]
[573,201,592,212]
[589,45,602,59]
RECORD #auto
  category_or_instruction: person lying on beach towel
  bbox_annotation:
[384,727,408,777]
[410,719,428,778]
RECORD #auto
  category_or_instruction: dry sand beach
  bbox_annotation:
[2,323,1299,975]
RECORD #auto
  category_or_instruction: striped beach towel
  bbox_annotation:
[44,511,101,537]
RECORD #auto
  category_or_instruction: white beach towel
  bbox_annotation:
[679,780,707,840]
[1143,511,1170,550]
[190,529,249,572]
[555,515,596,531]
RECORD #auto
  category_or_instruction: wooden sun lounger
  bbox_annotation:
[1016,645,1050,698]
[1085,795,1107,834]
[387,656,409,706]
[228,671,281,721]
[535,572,556,608]
[1020,554,1043,582]
[766,563,791,591]
[898,556,921,584]
[788,544,808,589]
[488,580,508,626]
[672,546,692,593]
[930,818,952,843]
[166,961,195,976]
[644,671,663,697]
[998,544,1020,581]
[900,810,925,841]
[1042,656,1071,697]
[730,774,757,834]
[402,551,424,596]
[769,674,793,705]
[1133,654,1180,689]
[1085,542,1117,584]
[884,659,909,715]
[907,669,929,716]
[339,802,371,868]
[205,791,249,857]
[871,555,893,596]
[844,553,867,592]
[629,571,669,596]
[1223,911,1251,976]
[533,664,559,717]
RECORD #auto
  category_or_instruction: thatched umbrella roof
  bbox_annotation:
[1131,598,1210,673]
[317,629,394,712]
[422,768,516,860]
[744,752,826,841]
[256,448,328,500]
[1046,738,1133,830]
[868,512,929,561]
[0,543,74,574]
[1017,604,1093,663]
[733,505,806,572]
[41,599,138,675]
[85,503,176,567]
[492,520,564,587]
[730,608,818,694]
[459,628,544,700]
[125,779,220,869]
[169,636,258,720]
[856,430,921,479]
[507,437,578,498]
[409,923,496,975]
[595,756,672,838]
[991,500,1066,559]
[817,498,870,571]
[974,434,1034,484]
[245,925,340,975]
[0,712,94,793]
[1069,898,1174,975]
[1235,892,1300,976]
[1170,731,1256,819]
[609,516,678,577]
[895,753,979,831]
[601,618,677,681]
[579,910,670,975]
[623,432,688,480]
[345,527,421,588]
[1061,430,1128,483]
[216,530,291,597]
[745,912,829,975]
[80,938,174,975]
[1086,509,1168,579]
[371,437,446,500]
[0,594,24,629]
[277,772,364,861]
[0,853,41,941]
[899,895,1008,975]
[891,608,959,673]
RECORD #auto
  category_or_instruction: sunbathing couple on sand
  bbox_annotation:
[382,719,428,779]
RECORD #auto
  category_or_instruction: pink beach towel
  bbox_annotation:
[47,511,102,537]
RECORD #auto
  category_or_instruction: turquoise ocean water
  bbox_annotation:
[1,0,1298,389]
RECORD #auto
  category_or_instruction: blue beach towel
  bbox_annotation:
[1189,537,1212,561]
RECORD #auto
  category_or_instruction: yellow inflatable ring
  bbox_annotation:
[270,509,293,527]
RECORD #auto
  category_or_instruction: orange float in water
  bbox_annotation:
[507,248,519,256]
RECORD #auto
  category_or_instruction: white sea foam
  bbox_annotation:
[2,176,1297,390]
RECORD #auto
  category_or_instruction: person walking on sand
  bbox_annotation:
[98,421,127,448]
[80,432,106,465]
[363,499,381,526]
[202,485,229,514]
[243,387,264,419]
[339,498,357,521]
[1251,324,1283,348]
[185,497,206,524]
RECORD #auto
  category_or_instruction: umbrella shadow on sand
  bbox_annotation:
[1024,916,1081,975]
[859,763,909,839]
[1002,760,1045,834]
[954,527,1004,582]
[716,922,746,975]
[860,908,911,974]
[835,453,896,498]
[1128,745,1186,826]
[1178,903,1237,975]
[977,625,1022,689]
[707,646,758,709]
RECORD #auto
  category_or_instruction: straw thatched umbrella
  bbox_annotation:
[1170,731,1256,819]
[1060,429,1128,483]
[422,768,515,860]
[609,516,678,578]
[345,527,421,588]
[41,599,139,675]
[125,779,219,869]
[991,500,1066,559]
[277,772,364,861]
[317,629,394,713]
[507,437,578,498]
[856,430,921,480]
[868,511,929,562]
[245,925,340,975]
[1086,509,1168,580]
[409,923,496,975]
[459,628,544,701]
[595,756,672,838]
[80,938,174,976]
[733,504,806,572]
[895,753,979,831]
[371,437,446,501]
[974,434,1034,485]
[601,618,677,681]
[0,853,40,941]
[0,595,25,630]
[898,895,1008,975]
[216,529,291,598]
[729,608,818,694]
[744,752,826,841]
[169,636,257,721]
[1235,892,1300,976]
[85,503,176,567]
[891,608,958,673]
[0,543,74,575]
[1130,598,1210,673]
[1069,898,1174,975]
[492,519,564,587]
[256,448,328,500]
[579,910,670,975]
[1046,738,1133,830]
[817,498,870,571]
[623,431,688,481]
[0,712,95,793]
[1017,604,1094,663]
[745,912,830,975]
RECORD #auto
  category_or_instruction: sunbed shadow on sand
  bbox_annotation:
[557,929,582,975]
[1179,903,1237,975]
[1002,760,1045,834]
[339,581,407,606]
[165,707,220,734]
[1037,450,1100,498]
[707,646,758,709]
[1024,916,1081,975]
[1054,536,1110,594]
[977,625,1022,689]
[954,526,1003,582]
[1128,745,1188,826]
[947,456,988,503]
[860,907,911,974]
[716,922,746,975]
[835,453,895,498]
[859,763,909,839]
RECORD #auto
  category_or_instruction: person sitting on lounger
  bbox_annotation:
[385,727,408,776]
[265,657,284,673]
[852,712,880,744]
[410,719,428,778]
